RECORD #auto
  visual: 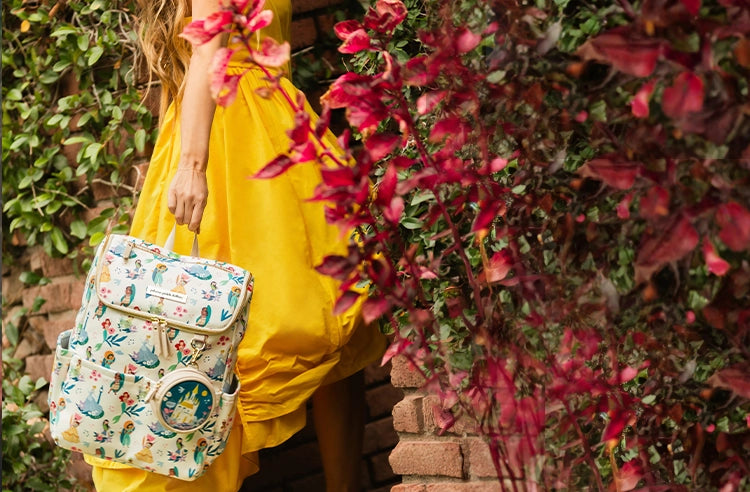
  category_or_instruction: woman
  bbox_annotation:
[86,0,386,490]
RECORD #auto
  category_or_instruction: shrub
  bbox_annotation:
[2,312,81,491]
[2,0,150,264]
[187,0,750,489]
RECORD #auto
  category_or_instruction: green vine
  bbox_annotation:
[2,0,156,264]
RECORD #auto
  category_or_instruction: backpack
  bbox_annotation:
[49,232,253,480]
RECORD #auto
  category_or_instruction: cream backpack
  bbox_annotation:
[49,231,253,480]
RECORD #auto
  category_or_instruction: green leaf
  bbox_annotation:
[6,88,23,101]
[134,128,146,153]
[84,142,103,161]
[87,46,104,66]
[77,35,90,51]
[19,271,42,285]
[5,321,19,347]
[50,228,69,255]
[89,231,105,246]
[70,219,87,239]
[63,135,92,146]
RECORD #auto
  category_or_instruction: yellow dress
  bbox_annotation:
[88,1,386,489]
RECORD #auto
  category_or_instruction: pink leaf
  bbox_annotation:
[639,186,670,220]
[315,254,356,280]
[429,117,463,143]
[578,155,640,190]
[602,408,630,441]
[214,74,241,106]
[456,28,482,54]
[717,202,750,251]
[404,56,439,86]
[618,459,645,491]
[375,0,408,31]
[472,200,504,232]
[320,166,354,187]
[701,238,730,276]
[204,10,234,34]
[383,196,404,224]
[680,0,701,15]
[610,366,638,385]
[252,153,294,179]
[180,20,214,46]
[635,215,699,283]
[338,29,371,54]
[252,38,290,67]
[377,164,398,206]
[361,297,391,324]
[579,29,662,77]
[365,133,401,161]
[662,72,704,119]
[416,90,447,115]
[707,367,750,399]
[483,249,513,284]
[334,20,364,40]
[616,192,634,219]
[381,338,412,366]
[333,290,361,316]
[631,80,656,118]
[288,109,311,145]
[244,9,274,32]
[209,48,236,99]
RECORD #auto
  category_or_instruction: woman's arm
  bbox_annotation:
[167,0,228,232]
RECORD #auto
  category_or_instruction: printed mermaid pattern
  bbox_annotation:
[48,233,252,480]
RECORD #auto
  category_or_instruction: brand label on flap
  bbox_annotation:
[146,286,187,304]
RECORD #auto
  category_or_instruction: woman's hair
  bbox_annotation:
[136,0,191,118]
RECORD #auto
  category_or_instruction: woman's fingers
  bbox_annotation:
[167,168,208,231]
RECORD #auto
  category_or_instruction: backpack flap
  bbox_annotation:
[94,234,253,335]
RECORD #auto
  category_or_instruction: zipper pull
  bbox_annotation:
[160,320,171,357]
[123,240,134,262]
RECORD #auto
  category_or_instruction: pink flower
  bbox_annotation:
[90,371,101,381]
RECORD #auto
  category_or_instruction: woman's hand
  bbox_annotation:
[167,166,208,232]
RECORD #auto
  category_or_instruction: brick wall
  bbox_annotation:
[388,357,503,492]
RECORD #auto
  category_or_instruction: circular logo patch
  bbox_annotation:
[154,370,215,433]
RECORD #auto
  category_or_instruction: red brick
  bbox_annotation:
[126,161,151,190]
[391,485,426,492]
[292,0,345,14]
[36,310,78,349]
[389,441,464,478]
[365,360,392,385]
[2,265,27,305]
[81,202,114,224]
[25,354,54,384]
[21,276,84,314]
[291,17,318,50]
[392,394,423,434]
[464,438,496,479]
[67,452,94,489]
[425,483,502,492]
[363,416,399,455]
[29,247,75,277]
[390,356,425,388]
[370,449,398,483]
[366,384,403,419]
[287,472,325,491]
[420,396,477,436]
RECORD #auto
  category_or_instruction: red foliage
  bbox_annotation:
[192,0,750,489]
